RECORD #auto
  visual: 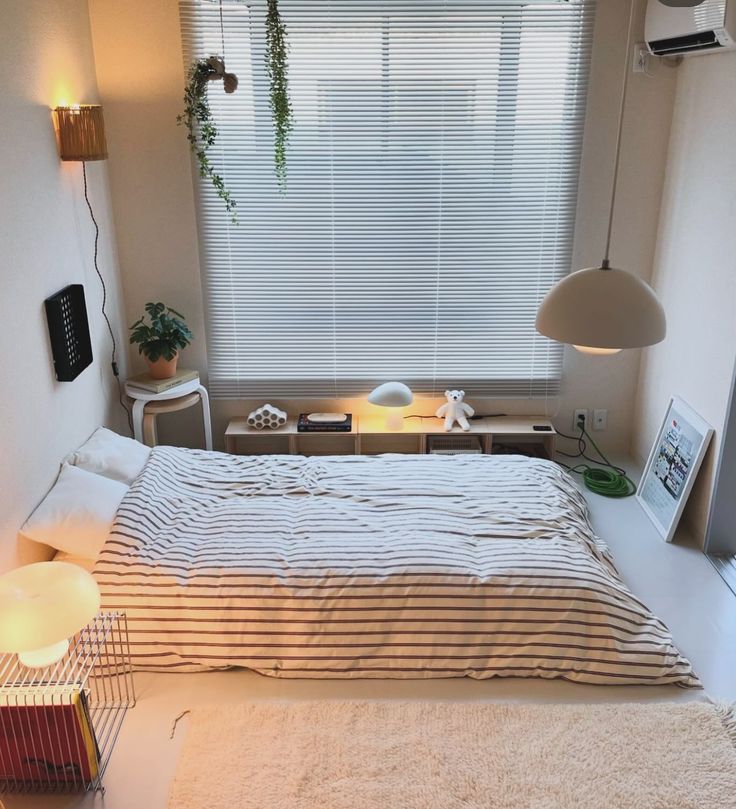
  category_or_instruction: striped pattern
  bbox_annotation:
[181,0,596,398]
[94,449,699,686]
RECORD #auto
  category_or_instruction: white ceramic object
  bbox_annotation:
[247,404,287,430]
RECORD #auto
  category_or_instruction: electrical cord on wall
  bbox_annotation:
[556,418,636,498]
[404,413,508,420]
[82,162,133,433]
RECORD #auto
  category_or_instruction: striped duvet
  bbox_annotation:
[94,448,699,686]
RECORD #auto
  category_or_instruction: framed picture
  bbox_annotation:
[637,396,713,542]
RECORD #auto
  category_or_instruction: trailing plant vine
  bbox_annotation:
[178,56,239,223]
[179,2,292,204]
[265,0,293,190]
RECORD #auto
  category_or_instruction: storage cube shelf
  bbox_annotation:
[225,416,556,458]
[0,612,135,795]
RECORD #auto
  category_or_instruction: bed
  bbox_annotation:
[93,448,699,686]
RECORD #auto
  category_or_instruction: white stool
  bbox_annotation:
[125,377,213,450]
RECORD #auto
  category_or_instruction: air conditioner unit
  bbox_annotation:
[646,0,736,56]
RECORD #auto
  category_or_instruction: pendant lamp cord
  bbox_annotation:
[219,0,226,59]
[82,161,134,434]
[602,0,637,269]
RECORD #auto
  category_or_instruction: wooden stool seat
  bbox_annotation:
[125,377,213,450]
[142,392,202,414]
[142,393,203,446]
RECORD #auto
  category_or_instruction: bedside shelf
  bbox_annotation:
[358,416,556,457]
[0,612,135,795]
[225,416,555,458]
[225,417,359,455]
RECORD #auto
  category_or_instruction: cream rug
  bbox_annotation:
[169,701,736,809]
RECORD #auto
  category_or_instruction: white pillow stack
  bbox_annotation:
[65,427,150,485]
[21,464,128,559]
[21,428,151,563]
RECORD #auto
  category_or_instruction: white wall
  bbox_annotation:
[0,0,127,571]
[632,51,736,547]
[88,0,675,452]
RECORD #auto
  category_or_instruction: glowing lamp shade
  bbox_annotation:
[368,382,414,431]
[535,266,666,354]
[53,105,108,162]
[0,562,101,668]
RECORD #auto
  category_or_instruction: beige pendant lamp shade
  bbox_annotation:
[536,265,666,354]
[535,0,666,354]
[53,105,108,162]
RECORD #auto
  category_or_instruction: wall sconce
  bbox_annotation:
[49,103,132,429]
[53,105,108,162]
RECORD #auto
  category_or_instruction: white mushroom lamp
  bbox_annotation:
[368,382,414,431]
[0,562,101,668]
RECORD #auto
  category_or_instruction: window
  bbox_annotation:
[180,0,595,398]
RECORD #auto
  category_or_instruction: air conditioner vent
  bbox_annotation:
[649,30,721,55]
[428,435,483,455]
[646,0,735,57]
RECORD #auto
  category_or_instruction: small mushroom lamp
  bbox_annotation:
[0,562,101,668]
[368,382,414,431]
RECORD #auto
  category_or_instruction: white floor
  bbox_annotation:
[5,457,736,808]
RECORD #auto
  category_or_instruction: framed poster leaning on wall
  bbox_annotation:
[637,397,714,543]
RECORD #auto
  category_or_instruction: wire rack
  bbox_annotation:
[0,612,135,794]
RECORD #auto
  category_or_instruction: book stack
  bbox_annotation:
[0,686,99,785]
[127,369,199,395]
[297,413,353,432]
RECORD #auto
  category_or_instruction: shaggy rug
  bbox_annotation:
[168,701,736,809]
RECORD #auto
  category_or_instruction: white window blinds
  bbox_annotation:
[180,0,595,398]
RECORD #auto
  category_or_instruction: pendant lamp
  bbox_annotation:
[535,0,666,354]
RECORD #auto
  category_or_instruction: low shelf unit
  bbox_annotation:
[225,416,556,458]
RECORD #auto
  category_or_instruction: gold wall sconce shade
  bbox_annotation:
[53,105,108,162]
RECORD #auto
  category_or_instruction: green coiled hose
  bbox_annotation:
[557,423,636,498]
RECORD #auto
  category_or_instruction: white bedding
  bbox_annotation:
[94,448,699,686]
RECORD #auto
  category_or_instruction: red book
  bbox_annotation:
[0,687,99,786]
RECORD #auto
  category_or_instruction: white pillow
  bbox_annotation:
[53,550,97,572]
[21,464,127,559]
[66,427,150,485]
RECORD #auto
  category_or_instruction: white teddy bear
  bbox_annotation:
[435,390,475,432]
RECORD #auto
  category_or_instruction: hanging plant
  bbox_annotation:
[178,56,239,223]
[265,0,293,190]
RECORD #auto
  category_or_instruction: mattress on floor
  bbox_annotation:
[94,448,699,686]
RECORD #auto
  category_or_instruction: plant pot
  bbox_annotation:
[146,353,179,380]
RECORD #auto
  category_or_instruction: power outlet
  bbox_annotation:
[632,42,651,75]
[593,409,608,431]
[573,409,588,432]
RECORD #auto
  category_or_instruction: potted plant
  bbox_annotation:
[129,302,193,379]
[178,0,293,209]
[178,56,240,223]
